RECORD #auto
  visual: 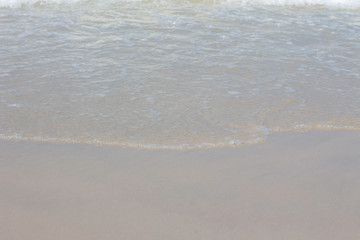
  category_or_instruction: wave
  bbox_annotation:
[1,0,360,8]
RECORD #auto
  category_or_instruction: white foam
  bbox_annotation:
[1,0,360,8]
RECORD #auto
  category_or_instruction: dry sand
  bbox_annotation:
[1,130,360,240]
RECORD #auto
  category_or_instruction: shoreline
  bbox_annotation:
[1,128,360,150]
[1,130,360,239]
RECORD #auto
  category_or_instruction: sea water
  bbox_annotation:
[1,0,360,149]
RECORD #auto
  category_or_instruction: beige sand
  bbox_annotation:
[1,130,360,240]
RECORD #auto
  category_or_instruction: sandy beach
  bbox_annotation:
[2,0,360,239]
[1,130,360,240]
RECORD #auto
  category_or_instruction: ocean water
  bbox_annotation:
[1,0,360,149]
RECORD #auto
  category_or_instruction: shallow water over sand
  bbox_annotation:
[1,0,360,148]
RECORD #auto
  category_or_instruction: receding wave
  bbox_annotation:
[1,0,360,150]
[1,0,360,8]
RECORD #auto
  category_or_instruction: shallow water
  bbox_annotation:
[1,0,360,149]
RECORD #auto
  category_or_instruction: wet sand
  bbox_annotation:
[1,130,360,240]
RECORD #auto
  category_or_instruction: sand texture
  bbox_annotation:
[1,130,360,240]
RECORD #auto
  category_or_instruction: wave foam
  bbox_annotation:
[1,0,360,8]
